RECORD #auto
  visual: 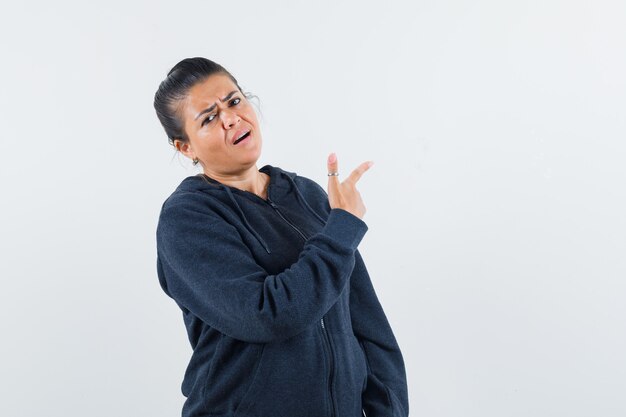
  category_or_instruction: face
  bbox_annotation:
[174,73,262,174]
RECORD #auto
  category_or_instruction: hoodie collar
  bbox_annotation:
[175,164,326,255]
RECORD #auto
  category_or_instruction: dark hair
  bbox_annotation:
[153,57,259,147]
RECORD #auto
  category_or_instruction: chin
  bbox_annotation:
[241,147,262,165]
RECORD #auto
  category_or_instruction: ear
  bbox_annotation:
[174,139,195,160]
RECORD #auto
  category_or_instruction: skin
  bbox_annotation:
[174,73,374,219]
[174,73,269,199]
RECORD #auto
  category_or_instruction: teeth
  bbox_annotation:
[237,131,249,140]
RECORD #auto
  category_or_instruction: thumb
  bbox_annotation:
[327,152,339,192]
[327,152,339,178]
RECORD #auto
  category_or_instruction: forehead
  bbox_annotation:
[182,73,238,117]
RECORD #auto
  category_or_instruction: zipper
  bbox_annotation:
[321,316,336,417]
[260,193,336,417]
[245,189,336,416]
[265,196,309,242]
[201,174,314,248]
[231,180,310,242]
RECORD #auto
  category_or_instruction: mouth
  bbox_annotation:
[233,129,251,145]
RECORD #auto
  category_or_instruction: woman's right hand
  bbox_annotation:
[326,152,374,220]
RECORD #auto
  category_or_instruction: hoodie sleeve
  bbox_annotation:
[156,193,368,344]
[295,175,409,416]
[350,250,409,417]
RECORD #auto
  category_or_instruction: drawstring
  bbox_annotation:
[196,170,328,255]
[222,184,272,254]
[283,174,328,226]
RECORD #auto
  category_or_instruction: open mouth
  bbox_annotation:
[234,131,251,145]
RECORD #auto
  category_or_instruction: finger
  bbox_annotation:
[327,152,340,185]
[346,160,374,184]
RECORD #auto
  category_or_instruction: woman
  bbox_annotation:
[153,57,409,417]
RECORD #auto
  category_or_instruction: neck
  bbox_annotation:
[203,165,269,197]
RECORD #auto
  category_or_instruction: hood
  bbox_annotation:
[169,164,327,254]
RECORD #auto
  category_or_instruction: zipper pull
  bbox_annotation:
[321,317,325,329]
[266,197,278,209]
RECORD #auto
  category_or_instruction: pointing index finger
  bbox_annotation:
[346,160,374,184]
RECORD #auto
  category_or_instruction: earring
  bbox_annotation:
[192,157,199,166]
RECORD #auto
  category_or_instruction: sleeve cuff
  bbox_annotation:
[319,208,369,250]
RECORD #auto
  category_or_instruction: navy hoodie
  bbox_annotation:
[156,164,409,417]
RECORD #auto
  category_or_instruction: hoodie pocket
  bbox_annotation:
[357,340,369,393]
[201,336,266,415]
[232,331,330,417]
[386,385,407,417]
[232,344,267,417]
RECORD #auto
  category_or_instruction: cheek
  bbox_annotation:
[241,102,258,120]
[196,131,226,150]
[245,109,259,126]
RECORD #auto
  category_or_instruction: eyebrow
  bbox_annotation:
[194,90,239,121]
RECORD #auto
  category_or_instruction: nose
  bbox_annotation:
[220,108,241,129]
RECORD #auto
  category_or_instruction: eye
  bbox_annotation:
[201,114,216,126]
[201,97,242,127]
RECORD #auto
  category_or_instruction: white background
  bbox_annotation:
[1,1,625,416]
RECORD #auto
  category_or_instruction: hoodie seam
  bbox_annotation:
[201,334,225,406]
[385,385,396,416]
[233,344,267,416]
[289,176,328,226]
[361,340,396,416]
[360,340,373,375]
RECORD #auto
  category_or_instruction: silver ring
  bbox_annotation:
[327,172,339,176]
